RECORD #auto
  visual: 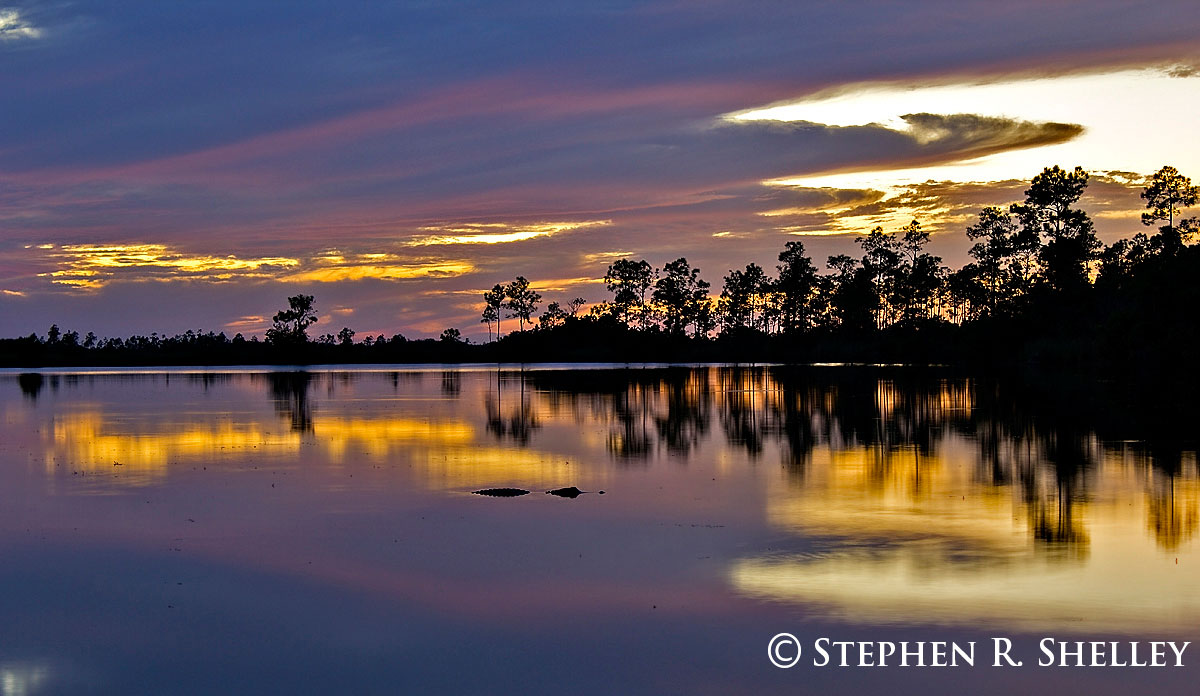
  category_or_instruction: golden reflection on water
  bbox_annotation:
[38,406,583,492]
[726,414,1200,633]
[11,368,1200,633]
[316,414,581,490]
[315,415,473,460]
[44,412,301,485]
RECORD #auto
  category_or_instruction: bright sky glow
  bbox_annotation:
[406,221,611,246]
[734,67,1200,190]
[0,8,41,40]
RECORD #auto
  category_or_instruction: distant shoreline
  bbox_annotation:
[0,361,933,374]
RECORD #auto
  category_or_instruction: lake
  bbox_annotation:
[1,365,1196,694]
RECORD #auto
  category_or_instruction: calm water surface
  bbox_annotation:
[0,366,1196,694]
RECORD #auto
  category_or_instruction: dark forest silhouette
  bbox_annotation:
[3,164,1197,371]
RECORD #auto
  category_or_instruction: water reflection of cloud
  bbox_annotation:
[730,538,1200,634]
[730,443,1200,633]
[9,367,1200,641]
[37,408,586,493]
[43,412,301,486]
[311,413,586,490]
[23,369,1200,552]
[0,662,50,696]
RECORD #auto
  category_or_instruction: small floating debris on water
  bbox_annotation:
[547,486,585,498]
[473,488,530,497]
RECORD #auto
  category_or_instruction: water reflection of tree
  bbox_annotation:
[607,380,656,460]
[1028,429,1092,547]
[266,371,314,432]
[440,370,461,397]
[718,367,766,457]
[1142,449,1200,550]
[769,381,822,478]
[528,368,711,461]
[187,373,232,391]
[390,371,424,391]
[526,366,1200,551]
[18,373,44,401]
[484,369,540,445]
[653,370,711,457]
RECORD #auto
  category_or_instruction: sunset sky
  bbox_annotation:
[2,1,1199,339]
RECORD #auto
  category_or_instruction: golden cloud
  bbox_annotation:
[582,250,634,263]
[281,253,475,282]
[529,276,598,292]
[40,244,300,289]
[404,220,610,246]
[782,229,858,237]
[32,243,476,288]
[224,315,269,330]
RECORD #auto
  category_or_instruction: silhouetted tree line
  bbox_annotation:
[471,164,1198,370]
[0,303,475,366]
[3,165,1196,370]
